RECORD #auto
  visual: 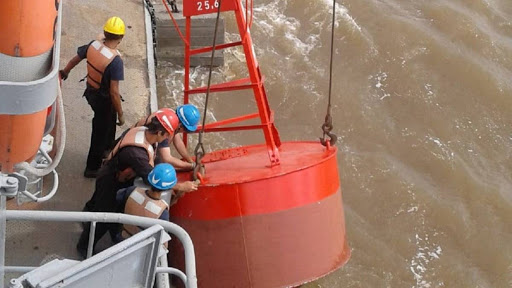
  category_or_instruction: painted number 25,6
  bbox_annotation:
[196,0,219,11]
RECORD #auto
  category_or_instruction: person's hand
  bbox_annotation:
[187,161,196,171]
[117,113,125,126]
[181,181,199,193]
[59,70,68,81]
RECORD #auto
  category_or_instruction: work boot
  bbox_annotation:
[83,168,98,178]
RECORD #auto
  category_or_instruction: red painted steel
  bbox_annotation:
[170,142,350,287]
[189,41,242,55]
[174,142,340,219]
[183,0,237,17]
[182,0,281,166]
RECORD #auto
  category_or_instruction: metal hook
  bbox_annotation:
[192,144,205,181]
[192,161,206,182]
[320,131,338,147]
[320,114,337,147]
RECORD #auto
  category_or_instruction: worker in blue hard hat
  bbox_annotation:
[76,111,199,258]
[133,104,201,171]
[176,104,200,132]
[116,163,183,240]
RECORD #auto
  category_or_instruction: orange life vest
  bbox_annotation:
[86,40,120,89]
[107,127,155,182]
[122,187,168,237]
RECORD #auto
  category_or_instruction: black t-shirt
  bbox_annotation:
[77,41,124,96]
[116,146,154,183]
[158,138,170,148]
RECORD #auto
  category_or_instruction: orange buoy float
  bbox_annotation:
[0,0,59,172]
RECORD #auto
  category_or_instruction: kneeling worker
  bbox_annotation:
[135,104,201,171]
[77,110,198,257]
[116,163,181,240]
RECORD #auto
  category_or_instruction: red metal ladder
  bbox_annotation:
[181,0,281,166]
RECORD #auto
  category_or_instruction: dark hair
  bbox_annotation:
[104,31,124,41]
[145,116,168,135]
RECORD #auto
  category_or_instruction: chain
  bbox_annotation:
[144,0,158,66]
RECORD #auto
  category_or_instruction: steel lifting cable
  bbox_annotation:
[192,0,224,180]
[320,0,338,147]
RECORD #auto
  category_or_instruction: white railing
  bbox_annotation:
[1,209,197,288]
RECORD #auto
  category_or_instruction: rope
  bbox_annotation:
[193,0,223,180]
[320,0,338,147]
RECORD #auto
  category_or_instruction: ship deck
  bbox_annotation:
[5,0,152,283]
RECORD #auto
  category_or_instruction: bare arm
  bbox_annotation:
[157,147,194,170]
[172,180,199,194]
[173,134,193,162]
[110,80,124,125]
[61,55,82,76]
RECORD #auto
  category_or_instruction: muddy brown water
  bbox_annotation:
[157,0,512,287]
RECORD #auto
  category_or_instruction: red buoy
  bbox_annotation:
[165,1,350,286]
[171,142,350,287]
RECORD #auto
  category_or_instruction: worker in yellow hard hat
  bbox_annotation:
[59,16,126,178]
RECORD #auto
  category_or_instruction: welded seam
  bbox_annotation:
[236,186,253,286]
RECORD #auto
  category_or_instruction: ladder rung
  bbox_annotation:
[187,76,265,94]
[195,124,270,133]
[198,113,259,130]
[190,41,243,55]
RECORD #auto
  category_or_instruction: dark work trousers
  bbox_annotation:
[85,89,117,171]
[78,162,131,252]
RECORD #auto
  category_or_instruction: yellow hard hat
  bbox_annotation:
[103,16,125,35]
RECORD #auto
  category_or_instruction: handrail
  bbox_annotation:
[18,170,59,202]
[156,267,187,286]
[4,210,197,288]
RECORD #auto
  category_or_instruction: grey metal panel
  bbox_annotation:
[21,259,80,287]
[35,225,164,288]
[0,0,62,115]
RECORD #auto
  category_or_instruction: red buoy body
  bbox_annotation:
[171,141,350,287]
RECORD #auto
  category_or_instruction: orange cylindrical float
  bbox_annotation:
[171,142,350,288]
[0,0,58,173]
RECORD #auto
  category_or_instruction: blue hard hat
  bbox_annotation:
[176,104,200,132]
[147,163,177,190]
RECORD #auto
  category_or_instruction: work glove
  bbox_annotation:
[117,113,125,126]
[59,70,68,81]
